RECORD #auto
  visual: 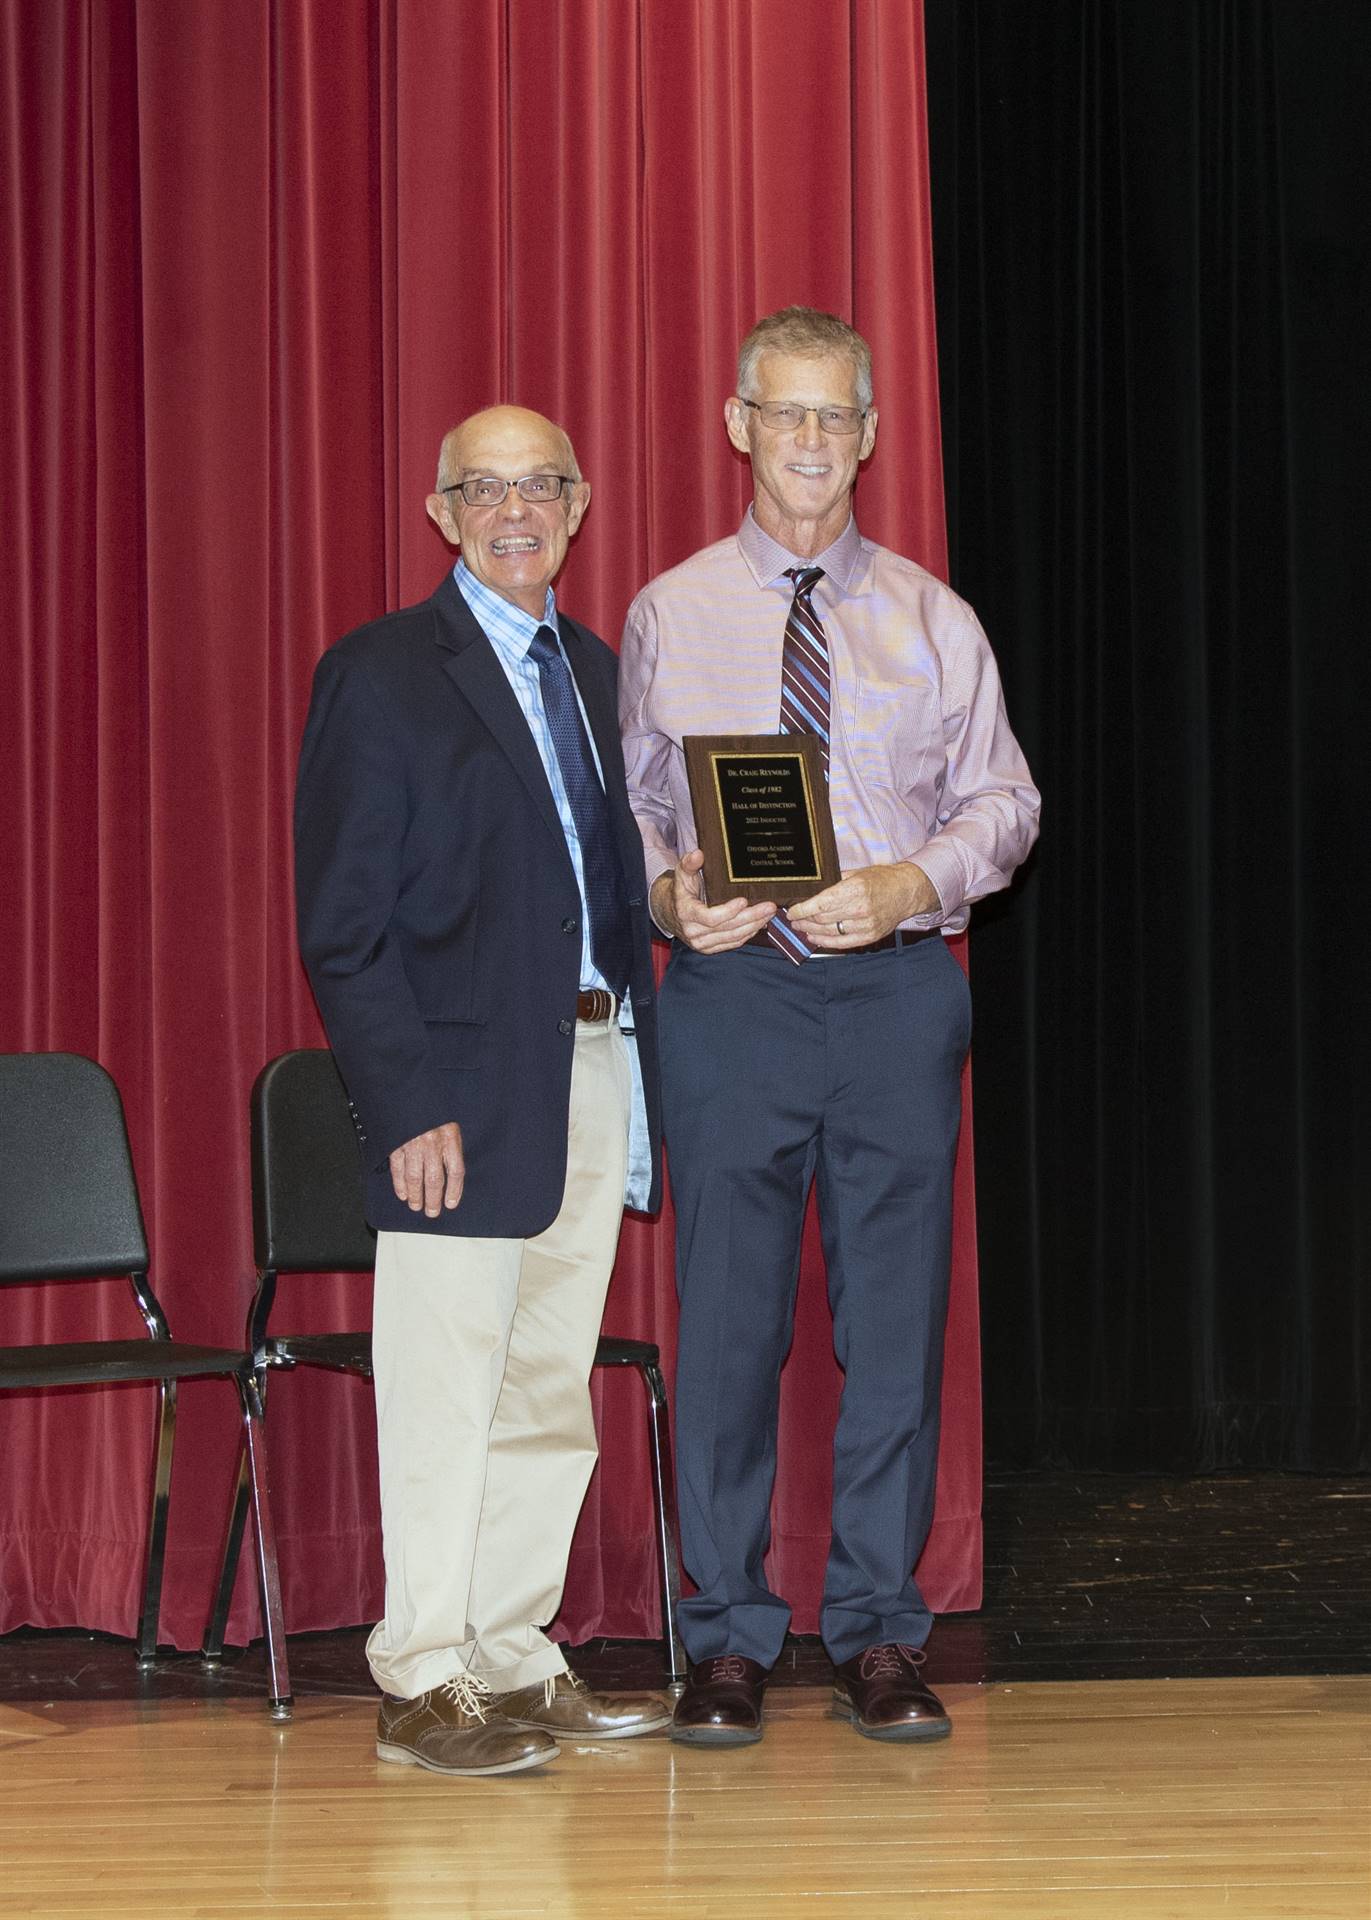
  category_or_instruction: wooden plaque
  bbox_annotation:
[683,733,841,906]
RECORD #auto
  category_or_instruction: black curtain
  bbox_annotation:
[926,0,1371,1469]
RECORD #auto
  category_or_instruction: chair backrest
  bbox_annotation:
[0,1053,149,1281]
[251,1050,376,1274]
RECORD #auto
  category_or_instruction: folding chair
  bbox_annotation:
[204,1048,684,1684]
[0,1052,291,1718]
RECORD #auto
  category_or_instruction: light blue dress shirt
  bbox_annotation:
[455,560,610,993]
[454,562,652,1211]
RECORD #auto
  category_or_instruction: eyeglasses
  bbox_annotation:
[740,399,868,436]
[441,474,576,508]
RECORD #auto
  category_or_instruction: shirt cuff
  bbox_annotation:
[902,842,964,928]
[644,852,677,934]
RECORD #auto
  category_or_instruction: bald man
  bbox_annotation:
[295,407,667,1776]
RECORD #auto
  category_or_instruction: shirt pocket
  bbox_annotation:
[849,676,939,791]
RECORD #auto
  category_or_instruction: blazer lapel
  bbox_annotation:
[431,574,568,851]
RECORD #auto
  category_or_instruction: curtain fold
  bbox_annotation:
[927,0,1371,1470]
[2,0,979,1648]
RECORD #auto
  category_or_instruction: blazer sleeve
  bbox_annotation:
[293,643,455,1164]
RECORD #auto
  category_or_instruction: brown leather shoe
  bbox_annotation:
[831,1643,951,1742]
[494,1669,671,1738]
[376,1673,559,1775]
[670,1655,768,1746]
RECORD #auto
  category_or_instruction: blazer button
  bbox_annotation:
[558,1018,574,1036]
[562,916,578,935]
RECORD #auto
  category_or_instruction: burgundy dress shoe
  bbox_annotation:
[670,1655,768,1746]
[831,1643,951,1742]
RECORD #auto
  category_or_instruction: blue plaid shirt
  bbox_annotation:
[455,561,610,994]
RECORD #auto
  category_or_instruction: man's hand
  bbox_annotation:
[650,849,777,954]
[389,1121,465,1218]
[786,862,940,949]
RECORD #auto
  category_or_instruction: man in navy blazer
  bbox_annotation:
[295,405,666,1777]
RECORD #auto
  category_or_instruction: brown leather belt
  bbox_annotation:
[575,988,618,1022]
[743,927,935,955]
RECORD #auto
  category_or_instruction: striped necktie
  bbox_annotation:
[766,565,828,963]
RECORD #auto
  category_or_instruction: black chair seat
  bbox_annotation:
[267,1331,658,1378]
[590,1336,661,1368]
[0,1339,253,1392]
[268,1332,373,1375]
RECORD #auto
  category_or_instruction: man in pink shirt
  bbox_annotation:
[619,306,1040,1746]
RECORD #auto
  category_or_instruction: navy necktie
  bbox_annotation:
[526,625,633,995]
[766,566,829,963]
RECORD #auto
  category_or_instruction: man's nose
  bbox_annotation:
[795,409,826,449]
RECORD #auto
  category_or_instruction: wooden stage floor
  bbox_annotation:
[2,1476,1369,1916]
[2,1676,1368,1918]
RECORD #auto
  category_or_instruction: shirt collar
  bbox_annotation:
[736,505,865,595]
[453,559,557,668]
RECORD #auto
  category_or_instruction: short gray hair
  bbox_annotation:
[737,306,874,410]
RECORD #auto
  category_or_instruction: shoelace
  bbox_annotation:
[539,1670,586,1709]
[439,1672,492,1722]
[858,1643,922,1681]
[702,1655,752,1684]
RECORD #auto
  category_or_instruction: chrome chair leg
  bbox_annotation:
[136,1379,178,1667]
[638,1358,686,1686]
[239,1373,292,1718]
[205,1353,270,1664]
[202,1441,251,1664]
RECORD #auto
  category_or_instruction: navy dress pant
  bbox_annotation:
[659,934,971,1667]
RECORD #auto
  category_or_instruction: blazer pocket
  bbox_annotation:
[423,1017,487,1071]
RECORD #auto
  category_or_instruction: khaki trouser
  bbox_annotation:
[365,1018,631,1699]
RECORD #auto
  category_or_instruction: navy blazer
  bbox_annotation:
[294,570,663,1237]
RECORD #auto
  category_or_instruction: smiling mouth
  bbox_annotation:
[490,537,541,555]
[787,464,831,477]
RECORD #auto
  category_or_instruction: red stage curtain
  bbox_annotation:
[0,0,979,1648]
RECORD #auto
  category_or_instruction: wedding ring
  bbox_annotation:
[836,920,846,935]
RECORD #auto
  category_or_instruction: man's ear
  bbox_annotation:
[565,480,591,537]
[724,397,752,456]
[426,492,459,547]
